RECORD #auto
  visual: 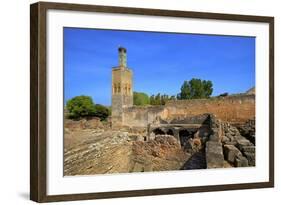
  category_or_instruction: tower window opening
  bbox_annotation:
[117,83,121,93]
[124,85,127,95]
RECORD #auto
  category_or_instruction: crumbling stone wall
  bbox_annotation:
[205,117,255,168]
[122,105,167,132]
[120,94,255,131]
[165,94,255,124]
[221,122,255,167]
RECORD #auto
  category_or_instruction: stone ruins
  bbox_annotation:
[63,47,255,176]
[111,47,255,169]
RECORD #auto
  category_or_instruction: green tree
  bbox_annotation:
[170,95,176,100]
[149,93,172,105]
[133,92,150,106]
[155,93,161,105]
[202,80,213,97]
[178,78,213,99]
[160,94,169,105]
[150,95,155,105]
[93,104,110,121]
[107,106,112,116]
[179,80,191,99]
[66,95,95,119]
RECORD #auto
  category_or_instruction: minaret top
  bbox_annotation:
[118,47,127,53]
[118,46,127,68]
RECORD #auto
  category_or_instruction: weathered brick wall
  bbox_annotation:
[165,95,255,123]
[121,94,255,129]
[122,106,167,130]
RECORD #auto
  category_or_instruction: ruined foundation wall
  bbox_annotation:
[121,95,255,130]
[165,95,255,124]
[122,106,168,131]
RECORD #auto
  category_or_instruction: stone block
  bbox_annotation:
[234,155,249,167]
[206,141,224,168]
[232,135,244,141]
[241,145,255,153]
[236,138,253,150]
[225,133,232,138]
[244,152,255,166]
[224,141,237,146]
[221,136,230,144]
[209,134,220,142]
[223,145,242,164]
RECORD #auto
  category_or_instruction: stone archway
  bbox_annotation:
[153,128,165,135]
[166,129,174,136]
[179,129,192,147]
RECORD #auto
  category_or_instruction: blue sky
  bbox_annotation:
[64,27,255,106]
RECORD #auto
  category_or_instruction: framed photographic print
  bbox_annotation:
[30,1,274,202]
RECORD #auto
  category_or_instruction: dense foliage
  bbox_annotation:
[66,95,110,120]
[150,94,176,105]
[177,78,213,99]
[66,95,96,119]
[133,92,150,106]
[93,104,110,121]
[133,79,213,106]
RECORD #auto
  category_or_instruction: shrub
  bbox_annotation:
[66,95,95,119]
[93,104,110,121]
[133,92,150,106]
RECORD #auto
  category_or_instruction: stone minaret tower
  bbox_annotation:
[111,47,133,128]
